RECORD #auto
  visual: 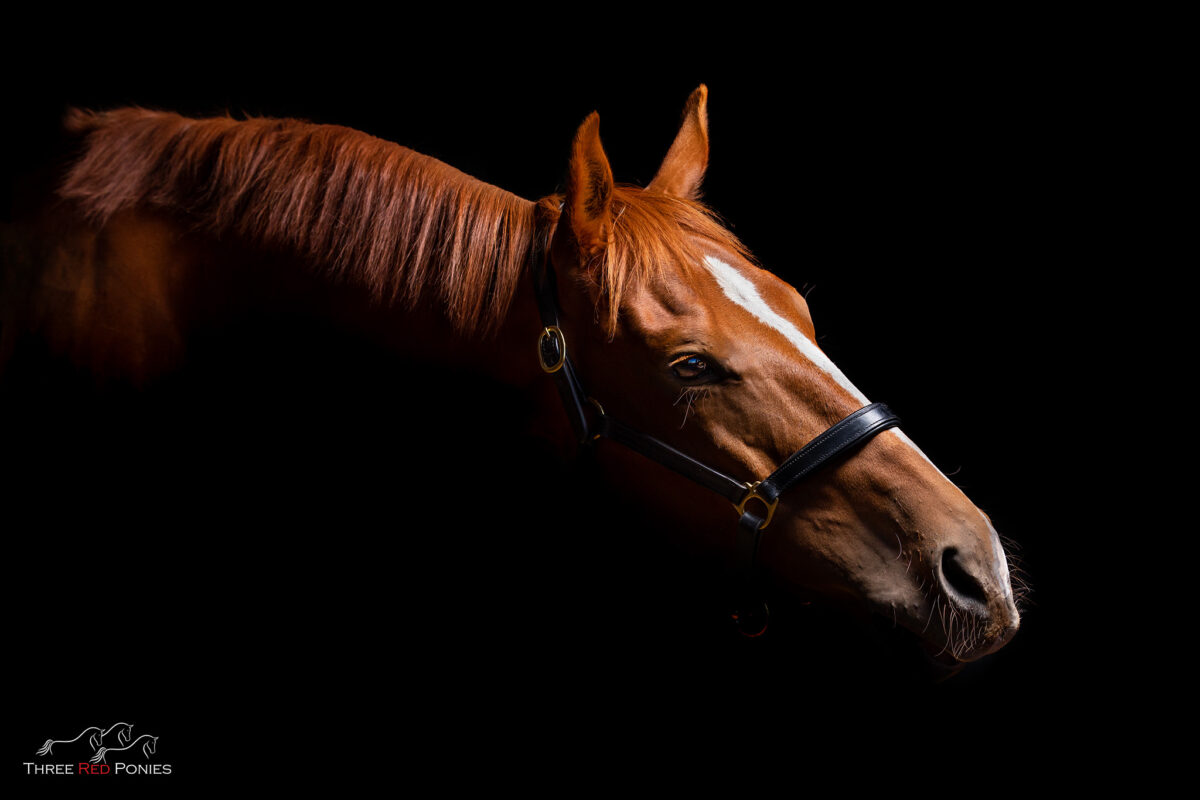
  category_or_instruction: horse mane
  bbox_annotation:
[58,107,752,336]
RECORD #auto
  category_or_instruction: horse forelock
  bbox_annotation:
[58,107,537,335]
[539,185,755,337]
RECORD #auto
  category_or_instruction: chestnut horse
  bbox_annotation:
[0,86,1019,668]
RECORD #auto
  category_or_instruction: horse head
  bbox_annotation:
[540,86,1020,665]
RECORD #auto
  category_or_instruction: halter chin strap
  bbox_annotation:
[534,257,901,636]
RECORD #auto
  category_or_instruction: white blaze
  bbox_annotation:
[701,255,1012,591]
[702,255,869,404]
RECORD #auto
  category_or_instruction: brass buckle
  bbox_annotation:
[537,326,567,373]
[734,481,779,529]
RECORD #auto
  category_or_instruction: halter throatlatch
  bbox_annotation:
[533,255,901,637]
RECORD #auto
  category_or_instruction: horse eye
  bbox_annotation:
[670,354,712,381]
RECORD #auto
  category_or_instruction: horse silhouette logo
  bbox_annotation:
[100,722,134,748]
[89,735,158,764]
[35,723,157,761]
[35,726,102,757]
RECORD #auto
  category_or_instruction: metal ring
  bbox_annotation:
[537,326,567,373]
[733,481,780,529]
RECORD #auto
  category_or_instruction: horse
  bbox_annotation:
[89,734,158,764]
[0,85,1019,678]
[99,722,134,749]
[35,726,102,757]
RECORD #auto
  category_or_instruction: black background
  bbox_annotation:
[3,12,1148,791]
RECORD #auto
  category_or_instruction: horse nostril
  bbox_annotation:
[939,547,990,613]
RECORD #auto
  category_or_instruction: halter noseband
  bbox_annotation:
[534,253,900,636]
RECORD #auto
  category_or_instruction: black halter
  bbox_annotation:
[534,256,901,636]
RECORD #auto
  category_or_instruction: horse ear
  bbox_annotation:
[558,112,614,263]
[648,84,709,200]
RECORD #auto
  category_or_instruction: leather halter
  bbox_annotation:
[533,254,900,636]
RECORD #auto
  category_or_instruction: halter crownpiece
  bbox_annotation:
[533,254,901,636]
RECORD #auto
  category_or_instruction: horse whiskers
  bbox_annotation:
[892,534,917,577]
[923,595,939,634]
[911,554,991,660]
[999,532,1024,556]
[998,539,1033,612]
[673,386,709,428]
[934,600,951,658]
[1009,574,1033,613]
[931,595,988,662]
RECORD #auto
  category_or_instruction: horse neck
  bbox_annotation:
[367,270,542,386]
[210,221,574,452]
[145,197,545,388]
[8,189,564,451]
[310,252,547,394]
